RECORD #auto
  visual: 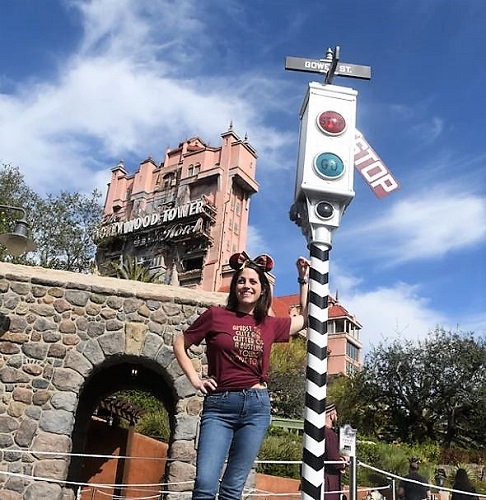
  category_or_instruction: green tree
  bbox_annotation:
[0,164,41,263]
[337,328,486,449]
[423,329,486,448]
[0,164,103,272]
[34,190,103,272]
[115,390,171,442]
[327,373,389,440]
[268,336,307,418]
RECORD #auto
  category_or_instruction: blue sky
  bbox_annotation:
[1,0,485,351]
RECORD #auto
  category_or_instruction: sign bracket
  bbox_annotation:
[324,46,339,85]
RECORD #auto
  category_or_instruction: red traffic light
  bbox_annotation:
[317,111,346,136]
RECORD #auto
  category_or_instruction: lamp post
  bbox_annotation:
[0,204,37,257]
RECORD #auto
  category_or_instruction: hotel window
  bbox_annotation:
[234,222,239,235]
[334,319,345,333]
[194,164,201,175]
[346,341,359,361]
[183,257,203,271]
[235,201,241,216]
[188,165,194,177]
[163,174,175,189]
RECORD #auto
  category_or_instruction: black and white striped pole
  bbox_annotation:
[300,240,331,500]
[287,47,370,500]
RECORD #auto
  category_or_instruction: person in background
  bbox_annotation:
[174,252,310,500]
[451,468,479,500]
[398,461,430,500]
[324,403,347,500]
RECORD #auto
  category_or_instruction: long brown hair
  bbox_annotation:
[226,263,272,323]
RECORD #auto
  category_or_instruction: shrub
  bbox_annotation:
[257,430,302,479]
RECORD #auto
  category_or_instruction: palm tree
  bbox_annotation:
[111,257,163,283]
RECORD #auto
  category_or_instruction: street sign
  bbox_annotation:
[340,424,357,458]
[285,56,371,80]
[355,130,400,198]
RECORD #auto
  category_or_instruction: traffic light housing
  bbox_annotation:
[292,82,357,240]
[294,82,357,203]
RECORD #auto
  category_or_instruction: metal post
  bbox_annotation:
[301,242,331,500]
[349,456,357,500]
[390,478,396,500]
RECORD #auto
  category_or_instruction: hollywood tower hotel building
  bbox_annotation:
[95,126,258,292]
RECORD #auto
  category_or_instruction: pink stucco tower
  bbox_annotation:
[96,125,258,292]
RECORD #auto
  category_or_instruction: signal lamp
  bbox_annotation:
[317,111,346,135]
[315,201,334,220]
[314,152,345,179]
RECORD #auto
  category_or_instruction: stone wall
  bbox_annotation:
[0,262,226,499]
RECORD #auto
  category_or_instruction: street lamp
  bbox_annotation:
[0,205,37,257]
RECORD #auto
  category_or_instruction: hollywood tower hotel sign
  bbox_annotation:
[95,126,259,292]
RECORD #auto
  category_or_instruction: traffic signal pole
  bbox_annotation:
[286,47,371,500]
[300,241,331,500]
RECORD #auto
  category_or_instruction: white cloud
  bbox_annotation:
[0,0,292,196]
[339,281,447,353]
[343,186,486,265]
[332,258,485,353]
[75,0,206,62]
[246,225,269,257]
[453,310,486,337]
[411,116,444,144]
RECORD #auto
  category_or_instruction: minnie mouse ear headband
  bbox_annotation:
[229,251,274,273]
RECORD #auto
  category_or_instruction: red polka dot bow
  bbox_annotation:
[228,251,274,273]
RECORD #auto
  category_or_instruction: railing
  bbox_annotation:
[270,417,304,434]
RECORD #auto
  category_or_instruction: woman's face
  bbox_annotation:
[235,267,263,312]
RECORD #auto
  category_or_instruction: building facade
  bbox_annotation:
[272,293,363,375]
[96,126,258,292]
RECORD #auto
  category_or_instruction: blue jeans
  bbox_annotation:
[192,389,271,500]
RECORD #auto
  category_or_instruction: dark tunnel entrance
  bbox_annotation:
[66,355,177,499]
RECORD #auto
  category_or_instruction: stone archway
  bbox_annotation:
[0,262,225,499]
[66,355,177,499]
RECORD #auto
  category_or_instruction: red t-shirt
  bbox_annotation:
[183,306,292,391]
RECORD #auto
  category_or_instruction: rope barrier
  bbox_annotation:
[96,488,162,499]
[1,452,484,500]
[0,464,363,499]
[0,448,175,461]
[359,462,486,499]
[0,447,341,466]
[0,470,193,489]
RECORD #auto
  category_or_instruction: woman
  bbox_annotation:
[451,469,479,500]
[174,252,310,500]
